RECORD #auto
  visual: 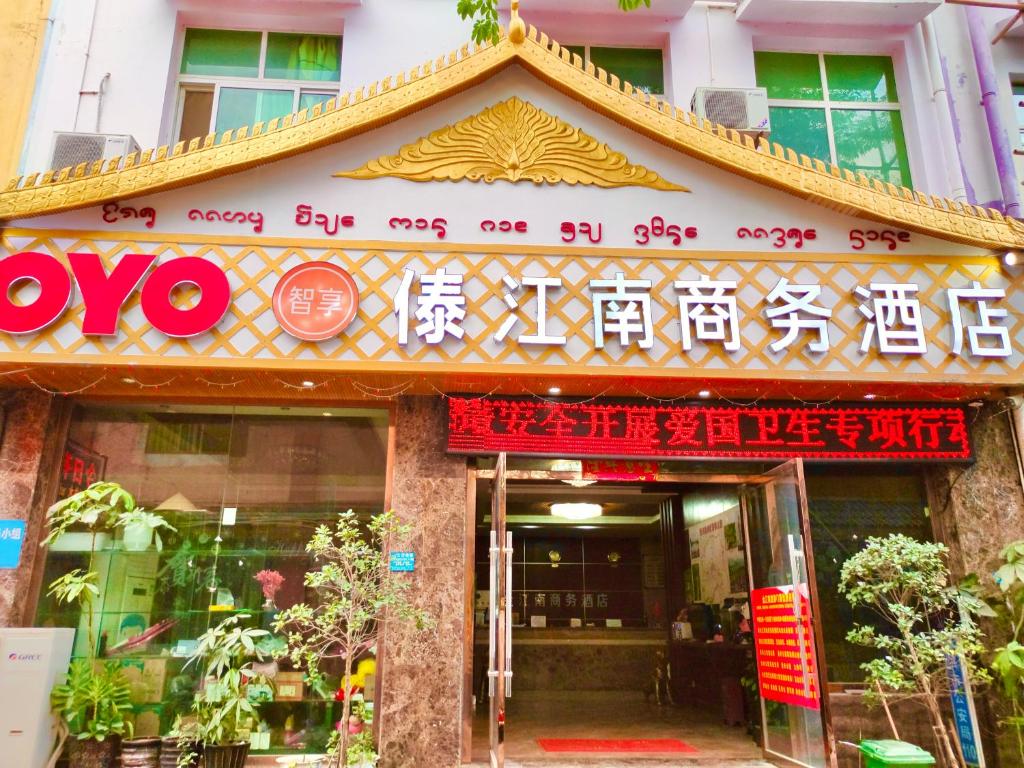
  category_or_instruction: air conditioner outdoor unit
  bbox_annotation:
[49,132,141,172]
[690,87,770,135]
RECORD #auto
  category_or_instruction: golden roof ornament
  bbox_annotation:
[509,0,526,44]
[335,97,689,191]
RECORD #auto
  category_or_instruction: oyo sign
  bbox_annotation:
[0,252,231,337]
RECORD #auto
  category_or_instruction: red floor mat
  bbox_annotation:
[536,738,698,753]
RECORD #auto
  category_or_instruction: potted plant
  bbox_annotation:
[159,716,201,768]
[49,659,133,768]
[184,615,270,768]
[840,534,990,768]
[113,508,177,552]
[274,510,434,768]
[43,482,139,768]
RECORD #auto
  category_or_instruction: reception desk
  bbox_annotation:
[474,627,665,693]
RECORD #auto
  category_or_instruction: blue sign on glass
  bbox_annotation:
[947,654,984,767]
[389,551,415,572]
[0,520,26,569]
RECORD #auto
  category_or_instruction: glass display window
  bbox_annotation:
[36,404,390,756]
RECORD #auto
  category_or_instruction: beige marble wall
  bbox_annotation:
[377,396,468,768]
[0,390,71,627]
[924,402,1024,768]
[925,403,1024,580]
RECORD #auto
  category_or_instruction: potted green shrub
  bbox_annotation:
[184,615,270,768]
[840,534,989,768]
[274,510,434,768]
[113,508,177,552]
[43,482,139,768]
[49,659,133,768]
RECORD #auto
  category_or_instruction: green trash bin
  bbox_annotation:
[858,740,936,768]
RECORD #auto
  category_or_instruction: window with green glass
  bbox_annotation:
[1013,82,1024,146]
[754,51,912,187]
[176,28,342,145]
[565,45,664,95]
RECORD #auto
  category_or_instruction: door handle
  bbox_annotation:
[504,531,513,698]
[487,530,498,696]
[787,533,813,700]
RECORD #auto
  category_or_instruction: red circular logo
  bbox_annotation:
[272,262,359,341]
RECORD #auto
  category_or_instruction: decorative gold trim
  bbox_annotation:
[0,20,1020,250]
[334,97,688,191]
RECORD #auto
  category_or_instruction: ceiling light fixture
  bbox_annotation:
[698,390,712,399]
[1004,250,1020,267]
[863,393,877,400]
[548,386,562,395]
[121,377,137,385]
[301,380,315,388]
[551,502,602,520]
[550,459,596,487]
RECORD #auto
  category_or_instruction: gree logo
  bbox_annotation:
[8,652,42,662]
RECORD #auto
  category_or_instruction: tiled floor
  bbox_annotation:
[470,691,771,766]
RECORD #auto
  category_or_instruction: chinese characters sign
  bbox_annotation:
[58,441,106,500]
[447,398,972,461]
[0,520,26,569]
[751,586,820,711]
[0,240,1020,388]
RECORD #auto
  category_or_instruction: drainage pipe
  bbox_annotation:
[966,5,1022,216]
[921,18,969,201]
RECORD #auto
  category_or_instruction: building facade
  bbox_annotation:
[2,1,1024,767]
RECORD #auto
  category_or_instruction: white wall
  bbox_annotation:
[13,0,1017,213]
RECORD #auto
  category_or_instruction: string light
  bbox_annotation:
[276,378,328,390]
[196,376,243,388]
[25,374,105,396]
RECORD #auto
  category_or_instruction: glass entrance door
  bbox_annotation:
[487,453,511,768]
[742,459,834,768]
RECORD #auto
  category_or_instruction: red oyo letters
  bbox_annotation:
[68,252,156,335]
[139,257,231,338]
[0,252,232,338]
[0,251,75,334]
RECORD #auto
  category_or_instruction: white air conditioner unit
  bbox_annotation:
[690,87,770,135]
[49,132,140,172]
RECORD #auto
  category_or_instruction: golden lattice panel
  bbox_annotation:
[1,232,1020,386]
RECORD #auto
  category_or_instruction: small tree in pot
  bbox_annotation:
[274,510,434,767]
[184,615,270,768]
[43,483,139,768]
[840,534,989,768]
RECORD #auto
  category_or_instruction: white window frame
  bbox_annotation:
[1012,81,1024,148]
[174,28,341,142]
[760,51,906,183]
[568,44,665,98]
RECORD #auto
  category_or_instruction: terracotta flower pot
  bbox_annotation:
[121,737,160,768]
[202,742,249,768]
[159,737,200,768]
[68,738,119,768]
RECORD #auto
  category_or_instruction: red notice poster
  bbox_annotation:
[750,586,820,711]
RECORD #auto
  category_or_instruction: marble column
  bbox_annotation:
[924,403,1024,580]
[924,402,1024,768]
[0,390,71,627]
[377,396,468,768]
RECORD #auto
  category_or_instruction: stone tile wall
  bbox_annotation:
[0,390,70,627]
[377,396,469,768]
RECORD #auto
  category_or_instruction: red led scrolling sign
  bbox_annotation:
[446,397,972,461]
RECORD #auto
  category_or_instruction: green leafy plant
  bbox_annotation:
[44,482,144,767]
[274,510,434,768]
[458,0,650,45]
[50,659,134,742]
[840,534,989,768]
[963,540,1024,762]
[185,615,270,746]
[44,481,137,546]
[112,508,177,551]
